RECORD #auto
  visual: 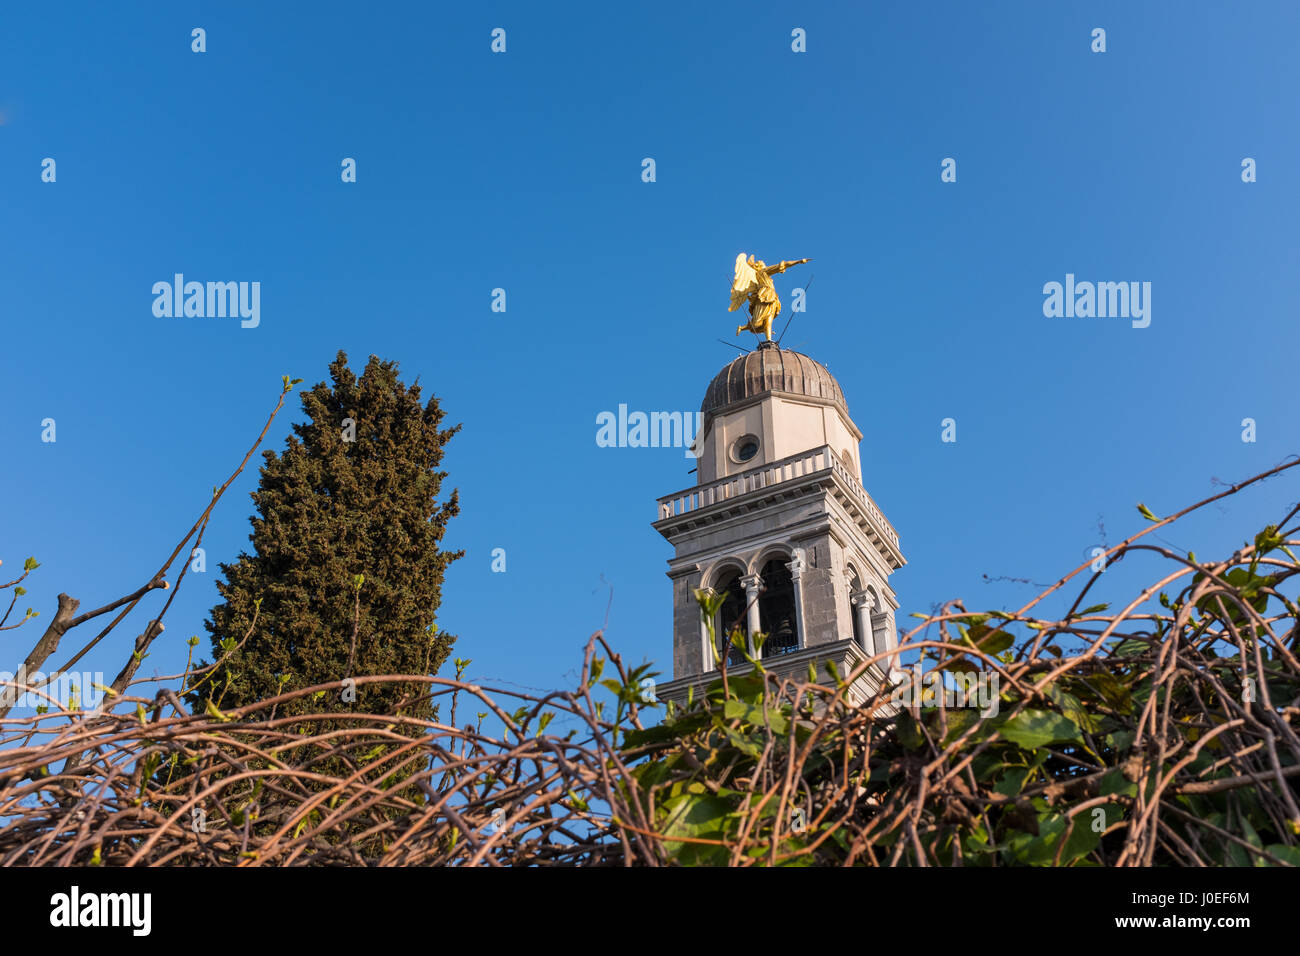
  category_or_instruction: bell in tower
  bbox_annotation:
[653,264,905,706]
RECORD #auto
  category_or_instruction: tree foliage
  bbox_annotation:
[186,351,461,723]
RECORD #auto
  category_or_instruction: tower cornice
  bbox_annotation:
[655,444,904,571]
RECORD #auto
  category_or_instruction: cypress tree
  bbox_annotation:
[188,351,461,721]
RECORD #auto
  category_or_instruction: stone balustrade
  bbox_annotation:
[656,444,899,549]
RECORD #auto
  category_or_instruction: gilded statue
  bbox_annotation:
[729,253,811,341]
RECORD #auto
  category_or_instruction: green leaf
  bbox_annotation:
[659,793,732,864]
[1263,844,1300,866]
[941,708,980,747]
[1043,685,1100,734]
[716,722,764,759]
[963,623,1014,657]
[622,723,682,750]
[894,710,925,751]
[994,767,1031,797]
[1137,502,1159,522]
[1105,729,1136,752]
[1058,814,1102,864]
[1099,767,1136,798]
[1005,811,1099,866]
[978,630,1015,656]
[204,699,232,722]
[723,699,789,735]
[1254,525,1284,554]
[1000,710,1083,749]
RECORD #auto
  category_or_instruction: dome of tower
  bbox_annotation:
[700,344,848,421]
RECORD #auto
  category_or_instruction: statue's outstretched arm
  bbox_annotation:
[765,258,811,275]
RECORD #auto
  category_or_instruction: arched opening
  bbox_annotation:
[713,568,750,666]
[758,559,799,657]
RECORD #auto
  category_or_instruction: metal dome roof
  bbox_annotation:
[701,344,848,420]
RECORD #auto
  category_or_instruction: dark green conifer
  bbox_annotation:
[188,351,461,722]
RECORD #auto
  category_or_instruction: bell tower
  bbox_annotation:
[652,341,905,706]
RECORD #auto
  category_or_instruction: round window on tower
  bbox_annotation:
[731,434,760,464]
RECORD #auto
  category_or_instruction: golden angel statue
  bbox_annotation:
[729,253,811,341]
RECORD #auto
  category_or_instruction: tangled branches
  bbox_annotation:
[0,642,646,866]
[2,454,1299,865]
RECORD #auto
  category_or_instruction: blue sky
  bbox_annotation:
[3,1,1298,704]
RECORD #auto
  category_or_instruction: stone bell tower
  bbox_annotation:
[652,341,905,706]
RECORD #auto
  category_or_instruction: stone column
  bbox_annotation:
[786,548,807,650]
[850,589,876,656]
[873,611,900,676]
[740,573,764,657]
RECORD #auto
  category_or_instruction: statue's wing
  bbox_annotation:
[729,253,758,312]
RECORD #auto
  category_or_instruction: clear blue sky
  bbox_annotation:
[3,2,1297,702]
